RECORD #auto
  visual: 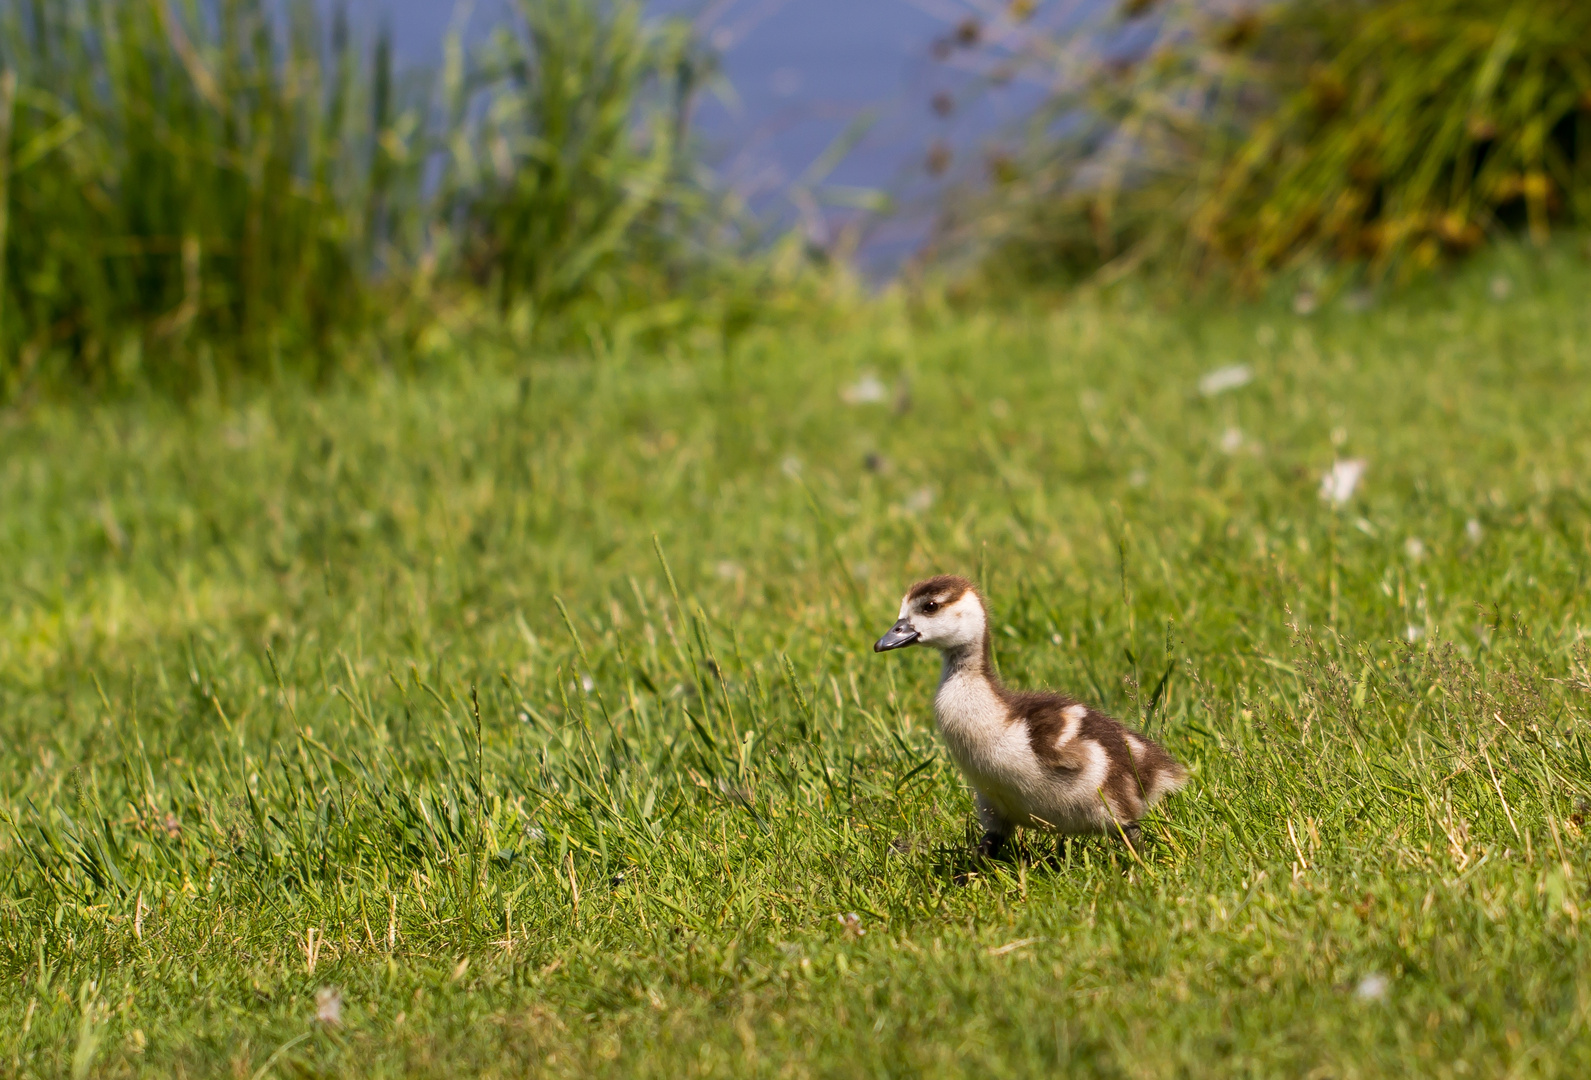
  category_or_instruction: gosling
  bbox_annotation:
[874,575,1186,857]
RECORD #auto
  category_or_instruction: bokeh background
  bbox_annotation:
[332,0,1048,271]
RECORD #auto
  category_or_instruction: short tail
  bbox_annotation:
[1154,759,1189,801]
[1129,737,1187,805]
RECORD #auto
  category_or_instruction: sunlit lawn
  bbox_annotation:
[4,243,1591,1077]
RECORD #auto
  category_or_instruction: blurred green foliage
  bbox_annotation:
[443,0,707,323]
[0,0,741,399]
[958,0,1591,290]
[0,0,403,395]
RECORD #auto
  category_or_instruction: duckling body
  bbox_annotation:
[875,575,1185,853]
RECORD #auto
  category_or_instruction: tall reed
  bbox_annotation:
[1197,0,1591,278]
[0,0,723,399]
[438,0,717,333]
[945,0,1591,290]
[0,0,418,395]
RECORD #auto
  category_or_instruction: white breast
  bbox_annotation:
[934,669,1042,818]
[934,670,1006,751]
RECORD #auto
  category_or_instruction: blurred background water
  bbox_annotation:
[325,0,1055,271]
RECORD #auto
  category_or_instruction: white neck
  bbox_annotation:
[933,632,1010,764]
[938,630,991,684]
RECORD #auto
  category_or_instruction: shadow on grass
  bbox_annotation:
[927,827,1163,884]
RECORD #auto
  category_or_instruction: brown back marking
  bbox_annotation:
[1001,687,1181,820]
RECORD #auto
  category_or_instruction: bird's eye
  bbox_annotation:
[923,600,940,613]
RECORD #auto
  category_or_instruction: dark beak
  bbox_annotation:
[874,618,919,652]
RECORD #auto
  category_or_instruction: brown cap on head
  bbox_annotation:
[906,575,975,605]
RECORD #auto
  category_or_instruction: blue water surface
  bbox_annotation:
[328,0,1059,269]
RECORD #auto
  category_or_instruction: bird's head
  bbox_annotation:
[873,575,986,653]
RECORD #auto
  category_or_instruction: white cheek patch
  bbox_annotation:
[939,593,985,647]
[948,593,982,626]
[898,594,912,620]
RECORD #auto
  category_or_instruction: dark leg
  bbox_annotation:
[973,792,1013,860]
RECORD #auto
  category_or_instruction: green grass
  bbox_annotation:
[3,241,1591,1078]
